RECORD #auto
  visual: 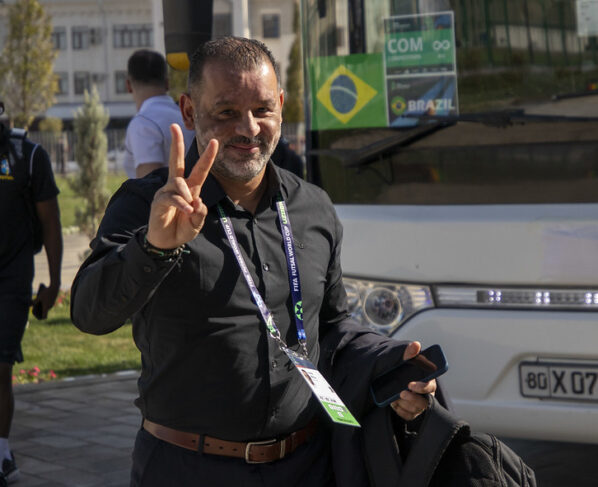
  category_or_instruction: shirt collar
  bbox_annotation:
[138,94,175,112]
[200,162,285,210]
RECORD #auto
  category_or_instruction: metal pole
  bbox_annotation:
[523,0,534,63]
[502,0,511,60]
[96,0,110,102]
[484,0,494,66]
[541,0,551,66]
[559,2,568,65]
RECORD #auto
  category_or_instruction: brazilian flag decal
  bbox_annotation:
[309,53,386,130]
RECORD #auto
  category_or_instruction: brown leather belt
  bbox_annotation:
[142,418,318,464]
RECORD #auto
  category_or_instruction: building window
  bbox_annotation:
[115,71,128,94]
[55,72,69,95]
[51,27,67,50]
[72,26,91,50]
[213,13,232,38]
[262,13,280,38]
[113,24,153,48]
[90,28,103,46]
[74,72,90,95]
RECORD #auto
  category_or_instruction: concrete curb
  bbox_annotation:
[14,369,139,394]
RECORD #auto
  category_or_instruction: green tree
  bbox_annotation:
[38,117,63,134]
[70,86,110,238]
[0,0,57,129]
[283,0,304,123]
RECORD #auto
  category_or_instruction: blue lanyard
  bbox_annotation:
[217,193,308,356]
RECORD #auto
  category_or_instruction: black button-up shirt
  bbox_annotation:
[71,160,350,441]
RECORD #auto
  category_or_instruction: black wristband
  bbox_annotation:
[141,232,186,261]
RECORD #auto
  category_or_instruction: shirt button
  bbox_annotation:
[143,265,152,273]
[263,263,270,271]
[270,408,279,418]
[271,359,278,369]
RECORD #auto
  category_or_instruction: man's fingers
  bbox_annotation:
[408,378,437,395]
[168,123,186,180]
[154,189,194,215]
[390,391,429,421]
[402,341,421,361]
[188,139,219,193]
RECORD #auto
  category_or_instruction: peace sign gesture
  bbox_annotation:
[146,124,218,250]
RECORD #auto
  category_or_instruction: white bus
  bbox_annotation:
[301,0,598,443]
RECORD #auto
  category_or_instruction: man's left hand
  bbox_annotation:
[390,341,436,421]
[32,283,60,320]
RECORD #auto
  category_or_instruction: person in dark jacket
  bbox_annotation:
[0,102,63,486]
[70,37,436,486]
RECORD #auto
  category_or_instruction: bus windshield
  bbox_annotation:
[301,0,598,204]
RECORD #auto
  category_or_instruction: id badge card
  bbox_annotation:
[283,347,360,428]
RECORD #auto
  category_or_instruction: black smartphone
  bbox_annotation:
[370,344,448,407]
[32,283,46,320]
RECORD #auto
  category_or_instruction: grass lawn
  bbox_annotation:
[15,292,140,385]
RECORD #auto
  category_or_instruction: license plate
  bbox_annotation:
[519,362,598,401]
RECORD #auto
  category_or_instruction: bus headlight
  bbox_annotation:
[343,277,434,335]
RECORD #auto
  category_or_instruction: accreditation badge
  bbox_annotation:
[283,347,360,427]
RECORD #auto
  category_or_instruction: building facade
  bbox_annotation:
[0,0,298,124]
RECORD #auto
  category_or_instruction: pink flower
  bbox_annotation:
[49,370,57,379]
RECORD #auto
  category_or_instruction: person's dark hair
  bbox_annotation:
[188,37,280,92]
[127,49,168,86]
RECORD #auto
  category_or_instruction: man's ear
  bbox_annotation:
[279,89,285,122]
[180,93,195,130]
[126,78,133,94]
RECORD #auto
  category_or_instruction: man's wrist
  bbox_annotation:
[140,231,186,261]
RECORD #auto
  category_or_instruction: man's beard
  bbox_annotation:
[198,134,278,183]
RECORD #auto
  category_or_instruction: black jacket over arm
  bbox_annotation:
[319,320,452,487]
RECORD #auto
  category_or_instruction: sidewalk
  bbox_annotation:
[22,233,138,486]
[12,372,140,487]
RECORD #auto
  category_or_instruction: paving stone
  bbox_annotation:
[18,455,66,474]
[11,374,139,486]
[39,466,104,486]
[29,434,90,449]
[86,433,135,449]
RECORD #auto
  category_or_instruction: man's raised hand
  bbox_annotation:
[146,124,218,249]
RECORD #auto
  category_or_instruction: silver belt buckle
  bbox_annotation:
[245,438,282,464]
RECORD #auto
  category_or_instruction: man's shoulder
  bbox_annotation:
[279,169,332,205]
[139,95,181,117]
[8,130,36,157]
[132,96,185,136]
[112,168,168,206]
[8,132,52,177]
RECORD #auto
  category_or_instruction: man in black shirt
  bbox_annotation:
[0,102,63,486]
[71,37,435,486]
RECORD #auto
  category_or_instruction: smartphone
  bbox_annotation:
[370,344,448,407]
[32,283,46,320]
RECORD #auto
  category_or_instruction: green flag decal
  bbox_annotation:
[309,53,386,130]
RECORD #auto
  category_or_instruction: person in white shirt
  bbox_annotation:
[123,49,195,178]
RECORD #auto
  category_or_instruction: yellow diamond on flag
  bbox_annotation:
[316,65,378,124]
